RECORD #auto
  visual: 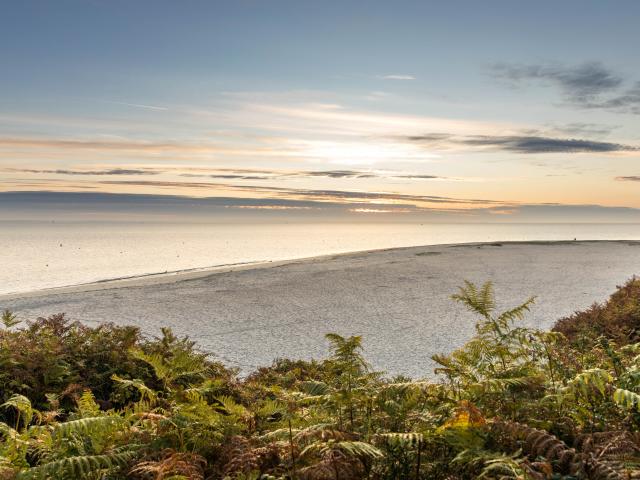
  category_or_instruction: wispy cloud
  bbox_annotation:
[379,75,416,81]
[97,179,501,209]
[4,167,159,176]
[0,137,306,162]
[616,176,640,182]
[491,62,640,114]
[550,122,618,137]
[8,165,457,182]
[106,101,169,111]
[492,61,622,100]
[585,82,640,115]
[181,168,448,181]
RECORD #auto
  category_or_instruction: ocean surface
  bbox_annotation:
[3,221,640,295]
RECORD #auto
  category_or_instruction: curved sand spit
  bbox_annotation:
[2,240,640,377]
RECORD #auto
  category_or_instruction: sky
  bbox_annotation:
[1,0,640,222]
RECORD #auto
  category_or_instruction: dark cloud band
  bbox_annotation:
[406,134,637,154]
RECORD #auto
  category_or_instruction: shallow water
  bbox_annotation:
[3,221,640,294]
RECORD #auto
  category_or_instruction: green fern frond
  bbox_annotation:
[470,376,540,394]
[255,399,286,418]
[1,395,36,427]
[258,427,298,441]
[131,348,206,386]
[378,381,434,393]
[130,350,173,381]
[298,381,330,396]
[214,395,249,418]
[53,416,123,439]
[452,281,495,319]
[335,440,384,459]
[300,440,383,460]
[112,374,158,404]
[76,390,101,418]
[568,368,613,398]
[17,450,137,479]
[453,448,525,478]
[376,432,423,448]
[0,422,20,442]
[496,297,536,325]
[613,388,640,410]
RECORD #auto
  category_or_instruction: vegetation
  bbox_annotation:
[1,278,640,479]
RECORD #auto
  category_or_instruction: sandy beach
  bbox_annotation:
[3,240,640,377]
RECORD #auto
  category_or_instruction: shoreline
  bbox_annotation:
[4,239,640,377]
[3,239,638,301]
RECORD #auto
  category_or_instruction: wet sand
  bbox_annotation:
[2,240,640,377]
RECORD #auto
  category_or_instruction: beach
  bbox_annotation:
[3,240,640,377]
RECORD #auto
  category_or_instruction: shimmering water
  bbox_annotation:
[3,221,640,295]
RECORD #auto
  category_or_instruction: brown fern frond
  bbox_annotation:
[129,448,206,480]
[490,420,622,479]
[574,431,640,459]
[219,436,286,477]
[298,449,364,480]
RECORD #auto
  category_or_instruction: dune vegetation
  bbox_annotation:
[1,279,640,479]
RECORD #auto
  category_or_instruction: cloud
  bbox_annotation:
[0,138,308,162]
[462,136,636,153]
[98,180,501,208]
[3,191,640,223]
[405,133,638,154]
[0,138,208,152]
[492,61,622,100]
[491,62,640,114]
[379,75,416,80]
[550,122,618,137]
[4,168,159,176]
[183,168,448,181]
[0,134,438,166]
[616,176,640,182]
[349,208,413,213]
[107,101,169,111]
[585,81,640,115]
[8,165,453,182]
[305,170,376,178]
[196,174,272,180]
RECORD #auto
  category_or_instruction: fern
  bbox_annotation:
[453,448,526,479]
[1,395,37,430]
[567,368,613,399]
[111,374,158,405]
[75,390,101,418]
[1,309,20,328]
[18,450,137,479]
[376,432,423,448]
[52,416,123,439]
[452,281,496,319]
[298,380,330,396]
[300,440,383,460]
[613,388,640,410]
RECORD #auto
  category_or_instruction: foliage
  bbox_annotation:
[554,277,640,347]
[2,279,640,478]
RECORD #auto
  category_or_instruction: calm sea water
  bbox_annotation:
[3,221,640,295]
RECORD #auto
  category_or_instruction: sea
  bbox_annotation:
[3,220,640,295]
